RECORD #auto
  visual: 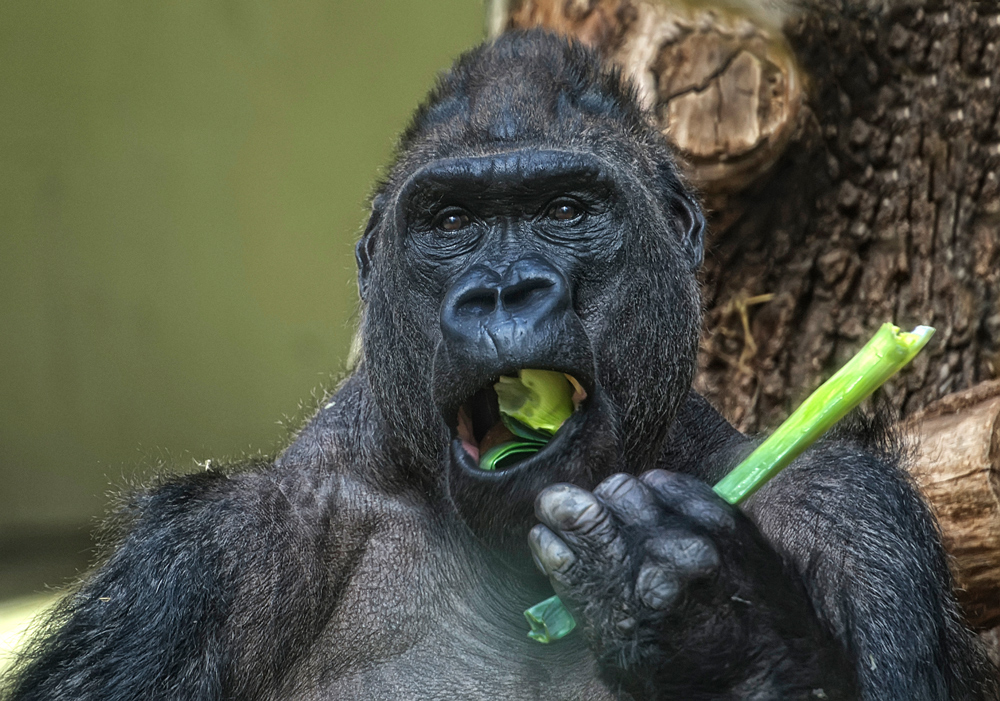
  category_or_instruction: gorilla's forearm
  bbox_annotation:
[746,439,988,699]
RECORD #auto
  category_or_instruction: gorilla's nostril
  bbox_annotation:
[501,279,555,310]
[456,288,498,316]
[440,259,573,360]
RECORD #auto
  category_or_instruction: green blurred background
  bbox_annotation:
[0,0,484,603]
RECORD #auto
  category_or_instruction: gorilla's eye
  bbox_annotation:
[436,209,471,232]
[546,200,582,222]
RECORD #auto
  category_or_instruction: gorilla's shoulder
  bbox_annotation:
[657,391,751,484]
[278,371,374,473]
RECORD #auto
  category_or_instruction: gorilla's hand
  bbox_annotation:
[529,471,844,697]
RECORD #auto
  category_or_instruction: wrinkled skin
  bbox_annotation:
[4,31,997,701]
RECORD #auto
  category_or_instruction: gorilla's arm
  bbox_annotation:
[3,467,352,701]
[746,435,994,700]
[532,392,996,700]
[670,393,994,699]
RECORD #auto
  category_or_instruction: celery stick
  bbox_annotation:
[524,323,935,644]
[525,595,576,644]
[712,323,934,502]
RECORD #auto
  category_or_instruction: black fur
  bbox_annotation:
[4,31,997,701]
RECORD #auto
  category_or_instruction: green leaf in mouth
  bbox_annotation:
[479,440,548,471]
[494,369,574,436]
[477,369,576,471]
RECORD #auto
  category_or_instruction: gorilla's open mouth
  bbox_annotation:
[451,371,588,472]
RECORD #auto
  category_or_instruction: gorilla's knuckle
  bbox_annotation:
[635,560,682,611]
[641,468,702,497]
[647,531,720,579]
[595,474,660,525]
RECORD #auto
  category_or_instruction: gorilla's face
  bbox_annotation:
[355,38,704,549]
[358,143,703,548]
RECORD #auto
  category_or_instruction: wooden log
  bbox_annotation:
[505,0,805,205]
[904,380,1000,630]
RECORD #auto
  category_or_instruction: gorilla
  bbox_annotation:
[5,31,998,701]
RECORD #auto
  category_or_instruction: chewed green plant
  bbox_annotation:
[479,370,578,471]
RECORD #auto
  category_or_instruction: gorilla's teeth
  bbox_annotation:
[565,374,588,410]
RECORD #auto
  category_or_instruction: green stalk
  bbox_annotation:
[712,323,934,502]
[525,323,935,644]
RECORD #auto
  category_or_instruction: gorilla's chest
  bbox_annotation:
[286,637,627,700]
[279,516,628,700]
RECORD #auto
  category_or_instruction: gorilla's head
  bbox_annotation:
[355,31,704,547]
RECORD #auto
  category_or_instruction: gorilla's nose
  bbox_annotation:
[441,257,571,361]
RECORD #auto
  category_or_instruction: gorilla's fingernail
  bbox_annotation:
[531,552,546,575]
[528,524,576,573]
[640,469,682,494]
[615,617,636,634]
[537,485,600,528]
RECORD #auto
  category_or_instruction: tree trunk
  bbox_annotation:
[504,0,1000,431]
[904,381,1000,629]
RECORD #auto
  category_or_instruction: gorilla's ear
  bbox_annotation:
[656,158,705,270]
[655,161,706,270]
[674,192,706,271]
[355,195,385,301]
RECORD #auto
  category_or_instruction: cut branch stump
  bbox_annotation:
[905,381,1000,630]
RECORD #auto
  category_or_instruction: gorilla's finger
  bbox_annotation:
[535,483,626,562]
[640,469,736,533]
[646,530,721,582]
[593,473,660,528]
[536,484,611,540]
[635,559,683,611]
[528,524,577,577]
